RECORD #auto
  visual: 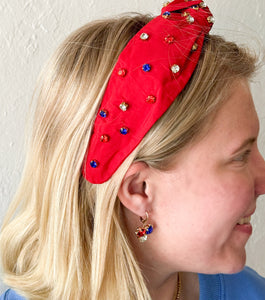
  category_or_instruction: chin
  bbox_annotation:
[223,263,246,274]
[201,249,247,275]
[218,251,247,274]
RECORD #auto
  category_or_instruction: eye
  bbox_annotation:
[233,150,251,163]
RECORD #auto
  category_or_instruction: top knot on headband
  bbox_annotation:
[82,0,214,184]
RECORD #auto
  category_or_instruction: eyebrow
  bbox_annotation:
[232,137,256,154]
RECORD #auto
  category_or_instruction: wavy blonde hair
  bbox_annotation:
[0,13,256,300]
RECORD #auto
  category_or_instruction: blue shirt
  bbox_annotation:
[199,267,265,299]
[0,289,25,300]
[1,267,265,299]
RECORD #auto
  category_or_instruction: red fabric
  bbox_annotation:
[82,0,213,183]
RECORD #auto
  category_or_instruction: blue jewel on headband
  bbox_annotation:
[120,127,129,135]
[99,110,108,118]
[90,160,99,168]
[142,64,151,72]
[162,11,171,18]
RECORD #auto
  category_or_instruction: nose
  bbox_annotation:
[254,150,265,197]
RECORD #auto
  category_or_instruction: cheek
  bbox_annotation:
[180,170,254,239]
[215,170,255,211]
[153,167,254,245]
[195,167,254,210]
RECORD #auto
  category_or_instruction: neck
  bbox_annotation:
[145,269,179,300]
[145,269,200,300]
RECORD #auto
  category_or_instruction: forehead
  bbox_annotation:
[212,79,259,137]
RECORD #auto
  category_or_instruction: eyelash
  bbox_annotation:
[234,150,251,163]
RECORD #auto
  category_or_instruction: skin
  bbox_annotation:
[119,79,265,300]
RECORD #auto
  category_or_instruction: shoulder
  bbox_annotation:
[199,266,265,300]
[0,289,25,300]
[221,266,265,299]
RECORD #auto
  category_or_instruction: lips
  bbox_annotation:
[235,209,255,235]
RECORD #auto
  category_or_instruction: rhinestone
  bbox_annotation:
[182,12,195,23]
[136,228,146,237]
[90,160,99,168]
[119,102,129,111]
[199,1,207,8]
[100,135,110,143]
[207,16,215,23]
[117,68,126,77]
[162,11,171,18]
[139,235,148,242]
[191,5,199,10]
[171,64,180,74]
[164,34,175,44]
[146,95,156,104]
[99,110,108,118]
[120,127,129,135]
[192,43,198,51]
[140,33,149,40]
[142,63,151,72]
[186,15,195,23]
[163,0,175,6]
[145,225,153,235]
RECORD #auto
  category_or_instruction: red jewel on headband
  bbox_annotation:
[100,135,110,143]
[117,68,127,77]
[82,0,214,183]
[146,95,156,104]
[165,35,175,44]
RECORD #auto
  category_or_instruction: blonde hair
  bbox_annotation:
[0,13,256,300]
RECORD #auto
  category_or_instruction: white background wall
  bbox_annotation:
[0,0,265,294]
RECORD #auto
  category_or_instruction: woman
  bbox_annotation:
[1,0,265,299]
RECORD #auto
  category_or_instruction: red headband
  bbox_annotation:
[82,0,214,183]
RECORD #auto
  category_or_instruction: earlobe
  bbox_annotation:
[118,162,151,216]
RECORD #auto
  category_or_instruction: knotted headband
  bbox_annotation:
[82,0,214,183]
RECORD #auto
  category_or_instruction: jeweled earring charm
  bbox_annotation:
[135,212,153,242]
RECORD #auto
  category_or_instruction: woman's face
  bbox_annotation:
[148,79,265,274]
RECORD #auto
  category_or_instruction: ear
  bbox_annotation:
[118,162,152,216]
